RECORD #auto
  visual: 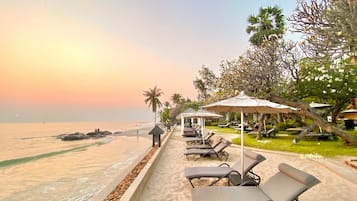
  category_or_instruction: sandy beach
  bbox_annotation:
[138,126,357,201]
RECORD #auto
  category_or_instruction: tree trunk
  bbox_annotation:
[154,110,157,125]
[293,123,317,144]
[270,95,357,145]
[256,114,265,140]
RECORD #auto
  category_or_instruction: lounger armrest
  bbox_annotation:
[218,162,230,167]
[224,170,241,177]
[240,180,259,186]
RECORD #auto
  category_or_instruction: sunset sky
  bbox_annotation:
[0,0,297,122]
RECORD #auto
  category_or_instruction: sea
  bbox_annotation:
[0,121,154,201]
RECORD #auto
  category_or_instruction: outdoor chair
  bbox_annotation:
[191,163,320,201]
[182,127,201,137]
[184,150,266,188]
[218,122,231,128]
[186,137,224,150]
[184,138,231,161]
[262,126,277,137]
[184,131,215,144]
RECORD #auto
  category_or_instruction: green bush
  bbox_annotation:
[277,122,288,131]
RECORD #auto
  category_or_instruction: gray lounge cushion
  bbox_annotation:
[185,166,234,179]
[191,186,272,201]
[260,163,320,201]
[231,150,266,175]
[190,163,320,201]
[184,139,230,157]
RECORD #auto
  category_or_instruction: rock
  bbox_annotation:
[113,131,123,135]
[86,130,112,138]
[58,130,113,141]
[60,132,90,141]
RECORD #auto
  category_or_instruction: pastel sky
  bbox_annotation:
[0,0,298,122]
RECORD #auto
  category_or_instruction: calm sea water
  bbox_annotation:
[0,121,154,201]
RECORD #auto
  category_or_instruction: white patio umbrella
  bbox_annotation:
[181,109,222,143]
[202,91,296,181]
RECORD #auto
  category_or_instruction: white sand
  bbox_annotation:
[139,127,357,201]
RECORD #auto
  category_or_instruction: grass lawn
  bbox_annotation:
[206,126,357,157]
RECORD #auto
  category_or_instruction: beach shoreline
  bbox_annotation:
[0,122,154,201]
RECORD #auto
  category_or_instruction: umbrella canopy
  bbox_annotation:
[181,109,223,118]
[203,92,295,114]
[309,102,332,108]
[180,109,222,143]
[202,91,296,180]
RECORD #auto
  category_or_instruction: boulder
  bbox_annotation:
[61,132,90,141]
[86,130,112,138]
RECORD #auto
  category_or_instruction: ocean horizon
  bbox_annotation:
[0,121,155,201]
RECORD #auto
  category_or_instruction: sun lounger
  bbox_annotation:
[191,163,320,201]
[186,137,223,150]
[182,127,200,137]
[184,131,215,144]
[184,150,266,187]
[262,126,277,137]
[218,122,231,128]
[184,138,231,161]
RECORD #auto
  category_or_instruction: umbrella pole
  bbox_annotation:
[181,114,184,135]
[202,118,205,144]
[241,109,244,181]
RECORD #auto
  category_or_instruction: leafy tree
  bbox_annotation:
[215,60,243,99]
[160,107,171,125]
[296,58,357,122]
[238,40,292,139]
[171,93,184,106]
[289,0,357,62]
[246,6,285,46]
[193,66,217,100]
[237,40,284,96]
[163,101,171,109]
[193,1,357,144]
[143,86,164,125]
[277,0,357,144]
[167,99,201,124]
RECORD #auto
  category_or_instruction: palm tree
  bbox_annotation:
[246,6,285,46]
[143,86,164,125]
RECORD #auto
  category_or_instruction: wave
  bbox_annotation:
[0,142,102,169]
[18,135,56,140]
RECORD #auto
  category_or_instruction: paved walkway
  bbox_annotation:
[139,127,357,201]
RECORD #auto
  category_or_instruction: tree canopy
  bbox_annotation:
[143,86,164,124]
[246,6,285,46]
[192,1,357,145]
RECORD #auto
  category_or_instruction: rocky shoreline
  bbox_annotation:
[56,130,118,141]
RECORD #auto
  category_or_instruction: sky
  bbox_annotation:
[0,0,298,122]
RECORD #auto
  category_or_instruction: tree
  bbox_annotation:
[270,94,357,145]
[215,60,243,99]
[163,101,171,109]
[284,0,357,144]
[194,1,357,144]
[295,58,356,122]
[143,86,164,125]
[193,66,217,100]
[171,93,184,106]
[289,0,357,62]
[237,40,289,139]
[246,6,285,46]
